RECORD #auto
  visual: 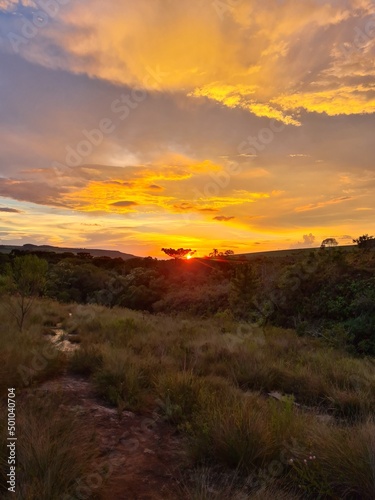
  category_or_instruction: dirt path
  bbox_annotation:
[39,330,189,499]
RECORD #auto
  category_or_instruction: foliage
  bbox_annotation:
[321,238,338,248]
[0,255,48,331]
[229,264,259,320]
[2,246,375,354]
[2,297,375,498]
[208,249,235,259]
[353,234,375,249]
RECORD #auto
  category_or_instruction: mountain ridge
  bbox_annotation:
[0,244,138,260]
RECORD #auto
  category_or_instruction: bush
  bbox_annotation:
[93,349,149,410]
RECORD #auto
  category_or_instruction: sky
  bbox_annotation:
[0,0,374,257]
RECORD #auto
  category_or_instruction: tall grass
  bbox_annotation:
[0,300,65,395]
[180,467,302,500]
[2,298,375,498]
[0,392,98,499]
[92,347,155,411]
[287,419,375,499]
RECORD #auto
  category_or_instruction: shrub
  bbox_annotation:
[187,388,274,471]
[93,349,148,410]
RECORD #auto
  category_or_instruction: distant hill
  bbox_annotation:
[0,244,138,260]
[238,244,357,260]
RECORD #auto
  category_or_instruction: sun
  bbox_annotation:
[186,254,192,260]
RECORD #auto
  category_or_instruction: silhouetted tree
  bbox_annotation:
[353,234,375,249]
[321,238,338,249]
[209,249,234,259]
[223,250,235,257]
[209,249,219,258]
[161,248,195,259]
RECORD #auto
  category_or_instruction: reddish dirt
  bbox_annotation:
[38,375,189,499]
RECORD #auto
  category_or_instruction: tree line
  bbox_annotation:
[1,234,375,354]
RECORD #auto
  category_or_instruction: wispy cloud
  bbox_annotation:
[0,0,374,255]
[295,196,353,213]
[0,206,21,213]
[213,216,235,222]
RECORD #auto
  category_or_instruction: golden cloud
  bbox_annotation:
[295,196,354,213]
[274,85,375,117]
[11,0,375,123]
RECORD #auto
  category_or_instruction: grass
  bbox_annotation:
[93,348,151,411]
[0,392,98,499]
[1,297,375,498]
[286,419,375,499]
[69,344,104,375]
[0,299,66,395]
[180,467,302,499]
[64,302,375,498]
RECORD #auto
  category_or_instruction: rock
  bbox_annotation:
[122,411,136,418]
[144,448,155,455]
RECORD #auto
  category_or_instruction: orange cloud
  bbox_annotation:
[9,0,375,123]
[295,196,354,213]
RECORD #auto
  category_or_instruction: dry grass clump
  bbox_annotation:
[92,347,155,411]
[68,344,104,375]
[0,304,64,395]
[203,329,375,418]
[155,372,311,474]
[180,467,302,500]
[0,392,98,499]
[286,419,375,499]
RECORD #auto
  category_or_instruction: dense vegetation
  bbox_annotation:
[1,246,375,498]
[0,298,374,499]
[1,245,375,355]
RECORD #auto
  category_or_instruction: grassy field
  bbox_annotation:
[1,298,374,498]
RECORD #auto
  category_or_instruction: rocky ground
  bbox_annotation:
[38,329,189,499]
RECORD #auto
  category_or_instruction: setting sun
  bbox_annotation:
[1,2,375,498]
[0,0,373,256]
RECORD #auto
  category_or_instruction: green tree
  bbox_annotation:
[1,255,48,331]
[229,263,259,319]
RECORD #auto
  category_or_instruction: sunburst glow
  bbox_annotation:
[0,0,374,256]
